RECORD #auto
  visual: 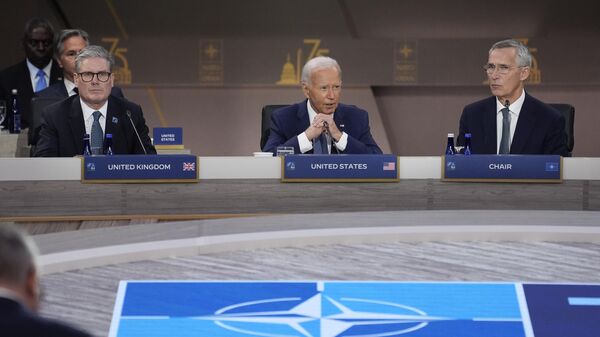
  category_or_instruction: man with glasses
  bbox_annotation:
[457,39,569,156]
[0,17,63,129]
[34,45,155,157]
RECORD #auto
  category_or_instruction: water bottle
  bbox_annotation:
[10,89,20,134]
[464,133,472,155]
[445,133,456,155]
[104,133,114,155]
[83,134,92,156]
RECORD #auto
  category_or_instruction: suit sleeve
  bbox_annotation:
[341,111,382,154]
[262,112,301,154]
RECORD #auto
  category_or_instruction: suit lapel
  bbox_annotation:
[483,97,497,154]
[67,98,85,153]
[510,94,535,154]
[297,99,311,134]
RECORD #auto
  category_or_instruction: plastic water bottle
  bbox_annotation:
[464,133,472,155]
[83,134,92,156]
[445,133,456,155]
[104,133,114,155]
[10,89,20,134]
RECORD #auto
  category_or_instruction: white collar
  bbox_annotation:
[26,59,52,78]
[80,98,108,121]
[496,89,525,116]
[64,79,77,96]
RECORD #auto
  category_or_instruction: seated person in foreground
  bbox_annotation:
[34,45,155,157]
[458,39,569,156]
[262,56,382,154]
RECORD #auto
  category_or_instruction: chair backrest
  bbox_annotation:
[260,104,289,150]
[548,103,575,153]
[28,96,62,146]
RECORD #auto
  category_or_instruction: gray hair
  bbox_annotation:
[75,45,115,72]
[0,224,38,285]
[489,39,532,68]
[301,56,342,86]
[56,29,89,58]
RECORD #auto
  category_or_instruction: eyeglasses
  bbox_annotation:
[483,63,525,75]
[77,71,112,82]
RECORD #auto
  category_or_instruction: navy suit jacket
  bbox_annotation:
[262,100,382,154]
[458,93,569,156]
[0,60,62,128]
[0,297,91,337]
[36,81,125,99]
[34,95,156,157]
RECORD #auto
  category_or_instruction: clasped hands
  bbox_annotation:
[305,114,342,142]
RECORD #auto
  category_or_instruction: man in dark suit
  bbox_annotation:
[0,18,63,129]
[458,39,569,156]
[0,224,92,337]
[263,56,381,154]
[34,45,155,157]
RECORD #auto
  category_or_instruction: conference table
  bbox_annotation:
[1,156,598,224]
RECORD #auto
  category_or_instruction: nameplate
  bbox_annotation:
[81,155,198,183]
[153,127,184,149]
[442,154,562,183]
[281,154,399,182]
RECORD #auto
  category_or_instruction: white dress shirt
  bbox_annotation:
[26,59,52,91]
[80,99,108,138]
[496,89,525,154]
[64,79,77,96]
[297,100,348,153]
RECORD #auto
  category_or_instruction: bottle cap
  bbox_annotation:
[106,133,113,139]
[447,133,454,137]
[465,133,472,138]
[11,89,17,94]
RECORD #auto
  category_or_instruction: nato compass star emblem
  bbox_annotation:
[190,293,449,337]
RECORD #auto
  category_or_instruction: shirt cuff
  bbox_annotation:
[298,132,313,153]
[334,132,348,151]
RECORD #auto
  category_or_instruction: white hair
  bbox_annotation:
[301,56,342,86]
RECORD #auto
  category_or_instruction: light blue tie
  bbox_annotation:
[313,133,328,154]
[91,111,104,155]
[35,69,47,92]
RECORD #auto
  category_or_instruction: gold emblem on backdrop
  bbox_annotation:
[102,37,132,85]
[199,40,224,84]
[276,39,330,85]
[394,40,418,83]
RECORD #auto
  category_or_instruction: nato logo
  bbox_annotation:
[446,161,456,170]
[287,161,296,170]
[545,162,559,172]
[86,162,96,171]
[112,282,527,337]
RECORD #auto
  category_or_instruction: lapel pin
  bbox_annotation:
[112,117,119,124]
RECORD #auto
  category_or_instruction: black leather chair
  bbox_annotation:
[549,103,575,154]
[260,104,288,150]
[28,97,62,153]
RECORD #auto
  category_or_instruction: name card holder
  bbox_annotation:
[81,154,198,183]
[442,154,562,183]
[153,127,184,150]
[281,154,399,182]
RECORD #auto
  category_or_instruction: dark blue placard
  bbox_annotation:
[153,127,183,146]
[82,155,198,182]
[523,284,600,337]
[282,154,398,181]
[443,154,561,181]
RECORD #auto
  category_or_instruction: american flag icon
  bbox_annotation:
[383,161,395,171]
[183,162,196,171]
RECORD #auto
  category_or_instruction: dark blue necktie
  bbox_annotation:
[35,69,47,92]
[499,107,511,154]
[91,111,104,155]
[313,133,328,154]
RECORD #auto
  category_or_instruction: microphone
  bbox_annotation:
[126,110,147,154]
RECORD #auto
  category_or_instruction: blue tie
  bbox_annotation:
[91,111,104,155]
[499,107,511,154]
[35,69,47,92]
[313,133,328,154]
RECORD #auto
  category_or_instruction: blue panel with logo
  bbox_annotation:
[109,281,600,337]
[443,154,562,182]
[82,155,198,182]
[153,127,183,146]
[282,154,399,181]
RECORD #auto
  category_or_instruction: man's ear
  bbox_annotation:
[519,66,530,82]
[24,266,40,312]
